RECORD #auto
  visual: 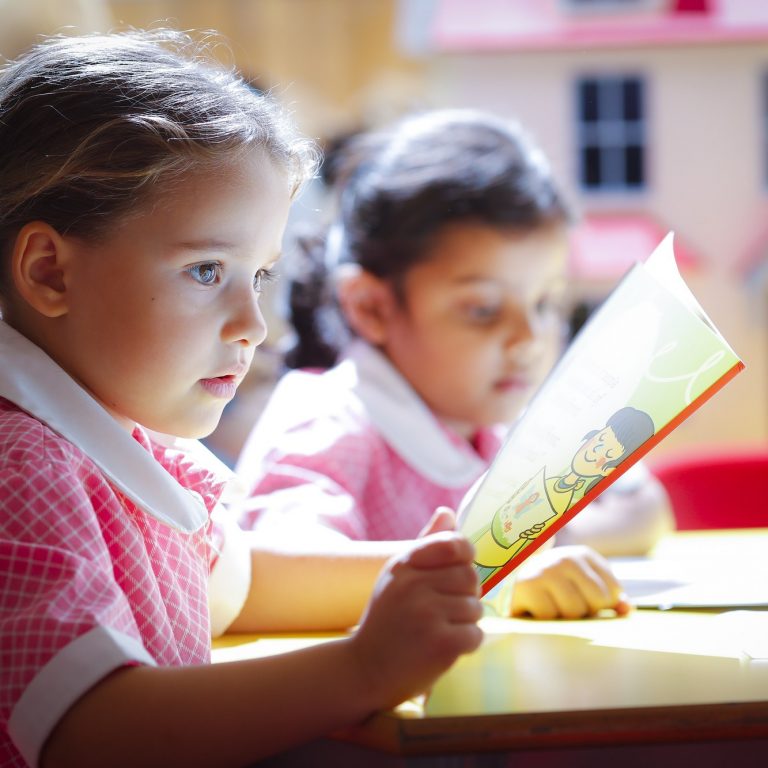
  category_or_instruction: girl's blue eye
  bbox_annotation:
[188,262,221,285]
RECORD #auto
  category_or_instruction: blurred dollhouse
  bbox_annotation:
[408,0,768,454]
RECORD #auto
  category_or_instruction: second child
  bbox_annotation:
[237,109,668,619]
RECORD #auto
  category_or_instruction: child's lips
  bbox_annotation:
[209,363,249,385]
[494,374,531,393]
[200,374,239,399]
[199,365,248,399]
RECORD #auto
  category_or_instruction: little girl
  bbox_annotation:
[237,109,671,619]
[0,31,485,767]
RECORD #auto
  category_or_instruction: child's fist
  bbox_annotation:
[350,532,483,710]
[510,544,630,619]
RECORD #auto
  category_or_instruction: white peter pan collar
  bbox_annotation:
[333,341,487,488]
[0,321,209,533]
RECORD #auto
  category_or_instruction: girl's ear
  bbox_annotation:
[11,222,71,317]
[335,264,398,346]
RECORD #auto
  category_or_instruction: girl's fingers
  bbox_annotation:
[439,594,485,624]
[418,506,457,537]
[406,533,475,570]
[546,577,591,618]
[512,586,559,619]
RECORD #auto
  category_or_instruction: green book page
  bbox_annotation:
[459,233,744,594]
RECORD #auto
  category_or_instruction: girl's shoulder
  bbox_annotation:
[0,397,94,472]
[235,363,382,479]
[0,399,120,532]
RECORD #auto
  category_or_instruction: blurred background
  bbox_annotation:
[3,0,766,466]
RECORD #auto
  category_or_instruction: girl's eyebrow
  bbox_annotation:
[174,239,238,252]
[451,275,528,292]
[451,274,505,285]
[453,275,493,283]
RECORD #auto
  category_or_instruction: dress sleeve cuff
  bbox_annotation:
[208,509,252,637]
[8,626,155,768]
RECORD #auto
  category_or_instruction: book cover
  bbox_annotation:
[458,232,745,596]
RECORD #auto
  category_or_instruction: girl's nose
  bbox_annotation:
[505,307,537,349]
[222,292,268,347]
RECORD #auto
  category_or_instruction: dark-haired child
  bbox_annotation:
[238,109,671,620]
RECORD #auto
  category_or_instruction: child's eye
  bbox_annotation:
[463,304,500,323]
[535,293,565,318]
[254,267,277,293]
[187,262,221,285]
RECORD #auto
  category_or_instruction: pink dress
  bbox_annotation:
[0,322,250,768]
[237,341,505,542]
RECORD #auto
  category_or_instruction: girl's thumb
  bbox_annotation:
[418,506,457,537]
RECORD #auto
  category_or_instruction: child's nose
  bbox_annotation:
[222,292,268,347]
[505,309,536,349]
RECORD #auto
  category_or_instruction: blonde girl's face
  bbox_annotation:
[57,151,292,437]
[379,221,569,439]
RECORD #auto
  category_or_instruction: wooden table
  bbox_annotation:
[213,530,768,766]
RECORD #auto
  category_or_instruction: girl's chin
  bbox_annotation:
[493,392,531,418]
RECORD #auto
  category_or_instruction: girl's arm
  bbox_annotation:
[229,534,405,631]
[229,506,459,632]
[42,532,483,768]
[232,507,634,630]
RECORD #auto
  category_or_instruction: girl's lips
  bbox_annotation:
[494,375,531,393]
[200,375,238,399]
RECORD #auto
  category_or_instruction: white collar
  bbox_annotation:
[0,321,208,532]
[334,342,487,487]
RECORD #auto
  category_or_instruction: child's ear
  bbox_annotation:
[11,221,71,317]
[335,264,397,345]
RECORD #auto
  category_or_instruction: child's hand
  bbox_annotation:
[417,505,458,537]
[510,545,630,619]
[349,531,484,710]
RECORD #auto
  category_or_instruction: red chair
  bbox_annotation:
[650,448,768,530]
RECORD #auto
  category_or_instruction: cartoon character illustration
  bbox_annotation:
[471,406,655,584]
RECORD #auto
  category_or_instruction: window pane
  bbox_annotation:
[582,146,601,187]
[623,79,643,121]
[625,145,645,186]
[581,80,599,122]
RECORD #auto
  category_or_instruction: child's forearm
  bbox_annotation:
[42,531,484,768]
[228,534,409,632]
[41,638,377,768]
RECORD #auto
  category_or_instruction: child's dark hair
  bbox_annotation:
[0,28,318,306]
[284,108,572,370]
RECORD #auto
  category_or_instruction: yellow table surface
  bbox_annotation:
[213,530,768,755]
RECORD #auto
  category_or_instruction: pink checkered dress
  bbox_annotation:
[0,321,250,768]
[238,342,504,542]
[0,400,228,766]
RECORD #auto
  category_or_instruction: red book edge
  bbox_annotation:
[478,358,746,597]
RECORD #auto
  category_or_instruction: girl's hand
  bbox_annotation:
[417,506,458,537]
[348,531,484,710]
[510,545,631,619]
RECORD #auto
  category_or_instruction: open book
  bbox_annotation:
[458,233,744,596]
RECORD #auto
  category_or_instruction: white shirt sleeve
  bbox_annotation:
[207,507,252,637]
